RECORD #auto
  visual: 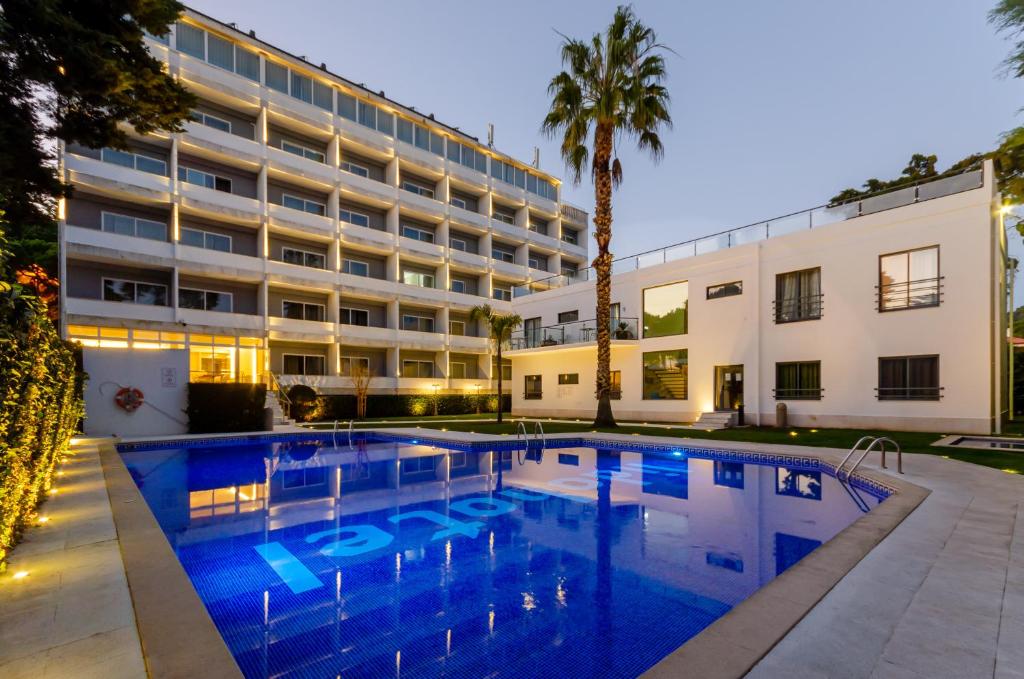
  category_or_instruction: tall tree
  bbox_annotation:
[0,0,195,270]
[470,304,521,423]
[543,5,672,427]
[991,1,1024,209]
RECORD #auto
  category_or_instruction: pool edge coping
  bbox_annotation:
[104,427,929,679]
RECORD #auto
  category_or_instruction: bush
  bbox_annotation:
[296,393,511,422]
[186,383,267,433]
[0,248,83,571]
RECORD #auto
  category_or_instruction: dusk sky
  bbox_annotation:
[189,0,1024,288]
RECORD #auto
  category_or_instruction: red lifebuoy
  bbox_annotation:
[115,387,145,413]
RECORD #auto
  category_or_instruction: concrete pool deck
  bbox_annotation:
[0,429,1020,678]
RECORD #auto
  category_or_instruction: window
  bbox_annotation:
[340,209,370,228]
[402,360,435,378]
[282,354,325,375]
[775,268,821,323]
[879,246,940,311]
[235,46,259,81]
[281,140,326,164]
[447,141,489,173]
[340,356,370,376]
[714,461,745,489]
[557,310,579,324]
[402,315,435,333]
[493,286,511,302]
[528,256,546,270]
[290,71,312,104]
[179,288,232,312]
[402,455,437,475]
[402,271,435,288]
[878,355,940,401]
[101,148,166,175]
[340,94,393,135]
[102,278,167,305]
[558,373,579,385]
[181,227,231,252]
[178,166,231,192]
[101,212,165,241]
[450,320,466,336]
[707,281,743,300]
[341,161,369,177]
[561,264,579,279]
[282,300,325,322]
[401,224,435,243]
[451,279,466,294]
[401,181,435,199]
[643,281,688,338]
[339,308,369,326]
[775,361,821,400]
[524,375,543,399]
[281,467,327,489]
[491,246,515,263]
[528,217,549,235]
[342,259,369,277]
[776,468,822,501]
[451,196,467,210]
[643,350,687,400]
[610,370,622,400]
[175,22,206,59]
[313,81,333,112]
[282,247,326,269]
[174,22,258,81]
[449,237,467,252]
[562,228,579,245]
[492,209,515,225]
[281,194,326,216]
[264,61,289,93]
[190,111,231,133]
[493,358,512,381]
[450,362,466,379]
[206,33,234,71]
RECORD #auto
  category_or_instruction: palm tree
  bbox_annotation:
[471,304,522,423]
[543,5,672,427]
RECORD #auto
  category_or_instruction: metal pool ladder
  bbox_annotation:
[837,436,902,480]
[332,420,355,450]
[515,421,546,464]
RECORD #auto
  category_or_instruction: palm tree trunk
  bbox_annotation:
[592,121,616,428]
[496,344,503,423]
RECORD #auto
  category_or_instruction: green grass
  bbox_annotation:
[316,417,1024,475]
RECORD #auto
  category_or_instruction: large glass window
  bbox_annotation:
[524,375,542,399]
[178,166,231,192]
[402,360,435,378]
[339,308,369,326]
[264,61,289,93]
[175,22,205,59]
[775,361,821,400]
[775,268,821,323]
[707,281,742,300]
[282,301,325,322]
[879,246,940,311]
[281,194,326,215]
[180,227,230,252]
[283,354,325,375]
[101,212,166,241]
[342,259,369,277]
[878,355,940,401]
[643,281,688,338]
[402,271,435,288]
[642,350,688,400]
[340,209,369,227]
[610,370,622,400]
[179,288,232,313]
[402,315,435,333]
[102,279,167,306]
[206,33,234,71]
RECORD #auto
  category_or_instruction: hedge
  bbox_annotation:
[0,256,84,571]
[186,383,268,433]
[292,393,511,422]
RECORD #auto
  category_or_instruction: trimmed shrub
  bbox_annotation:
[0,258,84,571]
[297,393,511,422]
[286,384,319,422]
[186,383,267,433]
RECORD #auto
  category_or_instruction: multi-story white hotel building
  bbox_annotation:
[507,163,1009,434]
[58,7,589,396]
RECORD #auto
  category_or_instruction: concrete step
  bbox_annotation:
[695,411,736,429]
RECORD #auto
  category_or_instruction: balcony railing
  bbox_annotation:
[560,203,589,225]
[877,277,943,312]
[515,167,983,297]
[875,386,943,401]
[772,387,824,400]
[773,294,823,324]
[509,317,638,351]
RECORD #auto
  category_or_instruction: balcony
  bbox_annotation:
[339,171,397,205]
[65,297,175,323]
[338,323,395,347]
[491,258,527,279]
[340,223,396,252]
[337,117,394,156]
[398,236,445,262]
[447,162,489,191]
[450,249,489,270]
[177,308,263,331]
[490,180,527,204]
[64,153,171,201]
[266,260,337,288]
[179,183,261,224]
[172,52,261,105]
[268,315,335,338]
[397,142,446,175]
[508,317,639,352]
[491,218,526,242]
[397,283,448,305]
[396,328,445,351]
[449,205,489,231]
[338,273,399,298]
[269,202,334,235]
[267,146,337,187]
[398,187,445,220]
[527,192,558,217]
[180,122,262,167]
[560,202,589,227]
[526,229,562,252]
[175,245,262,279]
[448,334,490,353]
[265,88,334,133]
[65,225,174,262]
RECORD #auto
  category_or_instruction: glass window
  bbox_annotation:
[643,281,688,338]
[562,229,578,245]
[207,34,234,71]
[524,375,542,399]
[101,212,165,241]
[558,373,579,385]
[558,310,579,324]
[402,360,434,378]
[707,281,743,300]
[491,246,515,263]
[401,225,434,243]
[192,111,231,133]
[264,61,289,93]
[179,288,232,312]
[450,362,466,379]
[451,196,467,210]
[451,279,466,294]
[414,125,430,151]
[878,355,940,401]
[376,111,393,136]
[282,140,325,163]
[338,93,357,121]
[282,194,325,215]
[402,271,435,288]
[610,370,622,399]
[341,161,368,177]
[449,320,465,336]
[342,259,369,277]
[775,268,821,323]
[283,354,324,376]
[643,350,687,400]
[430,132,444,156]
[449,237,467,251]
[402,315,435,332]
[235,46,259,81]
[397,118,414,144]
[290,72,312,103]
[880,246,940,311]
[340,308,369,326]
[447,141,461,163]
[178,166,231,192]
[357,101,376,129]
[175,22,205,59]
[103,279,167,306]
[313,81,333,112]
[282,247,325,269]
[775,361,821,400]
[340,356,370,376]
[282,301,324,321]
[340,209,370,227]
[493,286,511,302]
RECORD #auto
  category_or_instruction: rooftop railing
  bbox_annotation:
[514,167,983,298]
[509,317,638,351]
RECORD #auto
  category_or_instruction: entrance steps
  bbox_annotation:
[695,411,736,430]
[266,390,295,428]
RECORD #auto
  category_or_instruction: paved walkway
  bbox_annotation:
[0,440,145,679]
[748,452,1024,679]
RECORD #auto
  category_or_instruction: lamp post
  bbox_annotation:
[431,383,440,417]
[472,383,482,414]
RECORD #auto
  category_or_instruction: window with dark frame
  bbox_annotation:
[558,373,579,385]
[707,281,743,300]
[774,361,822,400]
[524,374,542,399]
[557,310,579,324]
[878,246,940,311]
[610,370,622,400]
[775,268,821,323]
[282,354,325,376]
[878,355,940,400]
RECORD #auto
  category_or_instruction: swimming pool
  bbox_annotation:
[118,433,889,679]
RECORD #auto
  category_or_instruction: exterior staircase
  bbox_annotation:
[265,389,295,428]
[651,368,688,400]
[695,411,736,430]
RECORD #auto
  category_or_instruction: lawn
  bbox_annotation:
[309,415,1024,475]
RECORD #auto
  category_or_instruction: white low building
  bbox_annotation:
[507,162,1009,434]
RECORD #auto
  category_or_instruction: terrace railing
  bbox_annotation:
[510,317,639,351]
[514,167,983,298]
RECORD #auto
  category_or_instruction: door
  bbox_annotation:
[714,365,744,411]
[523,317,542,348]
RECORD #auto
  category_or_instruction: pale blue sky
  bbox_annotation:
[189,0,1023,280]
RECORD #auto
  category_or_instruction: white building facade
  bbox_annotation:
[58,7,588,396]
[508,163,1008,434]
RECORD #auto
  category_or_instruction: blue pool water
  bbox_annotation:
[119,433,888,679]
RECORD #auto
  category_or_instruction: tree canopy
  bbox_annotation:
[0,0,195,271]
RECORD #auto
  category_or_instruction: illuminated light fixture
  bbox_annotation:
[12,571,29,580]
[57,471,65,477]
[941,455,950,459]
[1003,468,1020,474]
[37,516,49,524]
[789,431,798,437]
[810,429,818,433]
[672,451,683,457]
[48,488,58,495]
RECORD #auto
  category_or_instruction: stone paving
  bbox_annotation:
[0,440,145,679]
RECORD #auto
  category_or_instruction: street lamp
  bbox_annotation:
[431,383,440,416]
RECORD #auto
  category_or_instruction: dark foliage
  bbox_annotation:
[187,383,268,433]
[298,394,511,422]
